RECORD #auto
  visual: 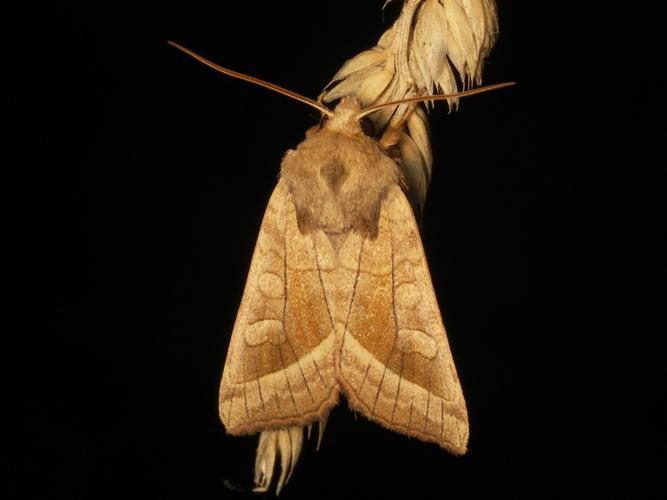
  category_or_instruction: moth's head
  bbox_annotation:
[320,97,376,138]
[325,97,362,129]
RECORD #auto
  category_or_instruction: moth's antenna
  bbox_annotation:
[168,41,334,118]
[356,82,516,119]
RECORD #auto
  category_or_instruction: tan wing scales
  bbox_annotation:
[338,185,469,454]
[220,180,339,435]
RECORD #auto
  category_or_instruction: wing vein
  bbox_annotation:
[279,209,299,413]
[312,357,326,385]
[372,344,395,414]
[277,345,299,413]
[286,338,316,404]
[313,236,335,330]
[274,388,282,412]
[440,399,445,438]
[226,385,235,424]
[256,373,266,411]
[424,372,433,433]
[341,239,365,353]
[391,353,405,423]
[373,220,400,415]
[358,359,372,394]
[242,362,250,418]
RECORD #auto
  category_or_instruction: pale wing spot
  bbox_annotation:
[394,259,419,285]
[395,282,421,309]
[396,329,438,359]
[359,244,392,276]
[257,272,284,299]
[244,320,285,346]
[256,241,284,260]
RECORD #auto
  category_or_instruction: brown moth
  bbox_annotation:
[168,40,512,495]
[223,93,465,431]
[221,95,468,444]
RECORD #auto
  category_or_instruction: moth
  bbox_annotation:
[169,41,512,494]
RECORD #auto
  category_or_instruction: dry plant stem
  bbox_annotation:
[254,426,303,495]
[389,0,423,124]
[319,0,499,216]
[316,414,328,451]
[253,419,327,495]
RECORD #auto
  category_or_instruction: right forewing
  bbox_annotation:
[337,185,469,454]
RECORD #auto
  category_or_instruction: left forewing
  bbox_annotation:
[220,181,339,436]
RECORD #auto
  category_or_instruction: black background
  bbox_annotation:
[8,2,664,498]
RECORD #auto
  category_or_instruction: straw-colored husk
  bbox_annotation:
[320,0,498,215]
